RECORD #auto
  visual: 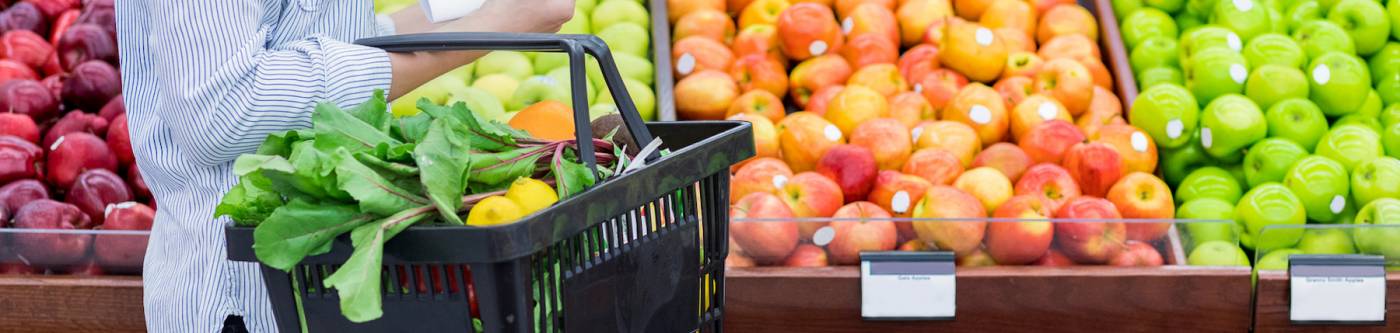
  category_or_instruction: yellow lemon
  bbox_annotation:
[505,177,560,215]
[466,196,526,226]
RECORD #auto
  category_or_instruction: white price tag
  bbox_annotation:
[860,252,956,320]
[1289,255,1387,325]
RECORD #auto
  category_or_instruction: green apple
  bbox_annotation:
[1124,9,1181,50]
[1147,0,1187,13]
[390,74,468,116]
[575,0,597,13]
[589,103,618,121]
[1244,65,1308,110]
[550,67,597,104]
[1375,72,1400,105]
[1284,0,1323,33]
[1177,167,1244,203]
[1162,130,1214,185]
[446,63,475,85]
[1361,90,1383,119]
[1292,21,1356,59]
[1188,240,1251,266]
[1227,163,1250,188]
[1242,33,1306,69]
[474,51,534,80]
[471,74,521,105]
[1245,138,1309,187]
[1284,155,1351,222]
[1352,157,1400,206]
[1186,48,1249,104]
[590,0,650,33]
[445,87,506,121]
[374,0,415,13]
[1336,114,1383,133]
[1384,104,1400,128]
[610,52,655,86]
[1181,198,1242,244]
[1264,98,1327,150]
[1131,38,1182,74]
[1267,7,1288,33]
[1116,0,1147,18]
[1255,248,1303,270]
[1307,52,1372,116]
[1212,0,1274,41]
[1298,228,1358,254]
[1368,43,1400,83]
[1385,123,1400,158]
[596,23,650,57]
[532,53,569,75]
[1188,0,1220,18]
[508,70,593,110]
[1131,84,1202,148]
[1178,12,1207,31]
[1316,124,1384,171]
[560,8,591,35]
[593,77,657,121]
[1327,0,1391,56]
[1391,0,1400,40]
[1180,26,1243,67]
[1139,66,1186,88]
[1353,198,1400,258]
[1236,183,1307,250]
[1200,94,1267,159]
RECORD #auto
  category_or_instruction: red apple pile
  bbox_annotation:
[0,0,152,276]
[715,0,1178,267]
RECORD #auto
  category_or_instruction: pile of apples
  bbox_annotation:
[0,0,155,276]
[383,0,659,123]
[709,0,1181,268]
[1116,0,1400,268]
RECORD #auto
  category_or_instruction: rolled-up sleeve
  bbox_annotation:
[148,0,392,167]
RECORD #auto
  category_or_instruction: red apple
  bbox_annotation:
[1032,249,1076,266]
[0,136,43,184]
[985,194,1054,264]
[957,248,999,266]
[730,157,794,204]
[783,244,829,267]
[43,111,109,149]
[827,202,898,264]
[94,201,154,272]
[815,144,879,202]
[46,132,118,190]
[1053,196,1126,264]
[970,142,1032,182]
[898,44,940,83]
[10,200,93,268]
[731,192,802,264]
[1013,163,1081,211]
[902,148,964,185]
[1061,142,1123,197]
[1108,241,1163,267]
[1017,119,1085,164]
[781,172,845,240]
[0,113,39,143]
[0,179,49,214]
[912,185,988,256]
[1106,173,1174,241]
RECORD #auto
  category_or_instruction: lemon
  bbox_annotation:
[505,177,559,215]
[466,196,526,226]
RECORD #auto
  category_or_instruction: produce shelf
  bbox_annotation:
[0,275,145,333]
[1254,271,1400,333]
[1249,224,1400,332]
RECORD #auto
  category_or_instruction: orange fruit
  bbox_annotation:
[509,101,576,140]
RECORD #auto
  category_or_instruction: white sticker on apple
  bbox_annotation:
[1230,64,1248,84]
[810,40,829,56]
[1166,119,1184,139]
[813,226,836,246]
[975,27,994,47]
[911,126,924,143]
[1037,102,1059,120]
[842,17,854,35]
[50,135,65,151]
[824,124,843,141]
[1313,64,1331,85]
[1331,195,1346,214]
[1227,33,1242,51]
[1201,127,1213,149]
[677,53,697,76]
[970,105,992,124]
[1233,0,1253,11]
[1131,131,1150,152]
[892,191,912,214]
[105,201,138,218]
[772,175,789,189]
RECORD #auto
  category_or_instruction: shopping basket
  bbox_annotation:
[225,32,754,333]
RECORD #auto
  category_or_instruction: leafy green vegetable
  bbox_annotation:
[393,113,433,143]
[334,148,430,216]
[415,117,472,225]
[551,154,595,199]
[346,90,391,133]
[323,206,432,323]
[312,101,401,153]
[470,148,545,189]
[251,200,376,271]
[216,172,283,227]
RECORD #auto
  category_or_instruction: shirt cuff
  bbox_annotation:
[419,0,484,23]
[320,38,394,106]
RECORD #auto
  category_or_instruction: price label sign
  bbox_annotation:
[1289,254,1386,325]
[860,251,955,321]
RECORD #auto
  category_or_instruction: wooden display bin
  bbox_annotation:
[0,275,146,333]
[1252,270,1399,333]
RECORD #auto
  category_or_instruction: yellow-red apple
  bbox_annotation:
[783,244,830,266]
[727,89,788,124]
[940,19,1008,83]
[996,27,1035,53]
[1061,142,1123,197]
[1035,4,1097,44]
[917,68,968,111]
[1033,58,1093,115]
[739,0,791,29]
[912,185,988,256]
[789,55,853,107]
[1095,124,1158,175]
[1077,86,1123,139]
[870,170,934,239]
[843,3,900,47]
[1033,249,1077,266]
[806,85,846,115]
[1001,52,1043,80]
[897,0,954,47]
[673,37,735,79]
[993,75,1035,107]
[778,112,847,172]
[777,3,845,60]
[815,144,880,202]
[1018,119,1086,164]
[840,34,900,69]
[782,172,845,240]
[1009,94,1071,140]
[671,0,726,22]
[675,70,740,120]
[1108,241,1164,266]
[824,85,889,134]
[957,248,999,266]
[728,113,782,162]
[836,0,896,18]
[912,120,982,166]
[1014,163,1082,211]
[979,0,1035,38]
[971,142,1033,181]
[986,194,1055,264]
[954,166,1014,214]
[944,83,1010,144]
[731,192,802,263]
[827,202,899,264]
[847,64,908,97]
[904,148,965,185]
[730,157,794,204]
[1054,196,1127,264]
[1107,173,1174,241]
[898,44,941,83]
[732,24,787,65]
[675,10,737,43]
[889,92,935,128]
[850,118,913,170]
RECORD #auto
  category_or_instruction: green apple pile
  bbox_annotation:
[374,0,660,122]
[1115,0,1400,268]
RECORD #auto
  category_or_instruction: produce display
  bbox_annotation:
[376,0,661,122]
[705,0,1201,267]
[1115,0,1400,269]
[0,0,153,276]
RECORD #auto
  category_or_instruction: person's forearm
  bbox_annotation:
[387,50,484,101]
[387,6,444,35]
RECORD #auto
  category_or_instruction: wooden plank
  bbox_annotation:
[724,266,1253,333]
[0,275,146,333]
[1254,271,1400,333]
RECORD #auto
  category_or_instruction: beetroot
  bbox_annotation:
[24,0,79,21]
[42,110,107,148]
[0,79,58,121]
[55,24,114,71]
[46,8,77,45]
[127,163,149,201]
[0,113,39,143]
[0,136,41,183]
[106,112,131,166]
[0,58,37,83]
[65,169,129,226]
[93,201,152,272]
[0,3,47,36]
[39,73,60,100]
[97,94,122,120]
[0,179,48,213]
[46,132,115,190]
[59,60,119,112]
[0,29,53,70]
[10,199,92,268]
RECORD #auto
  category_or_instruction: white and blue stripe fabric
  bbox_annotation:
[115,1,395,331]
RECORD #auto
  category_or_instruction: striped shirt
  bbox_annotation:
[115,1,394,331]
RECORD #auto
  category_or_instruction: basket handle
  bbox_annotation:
[355,32,656,176]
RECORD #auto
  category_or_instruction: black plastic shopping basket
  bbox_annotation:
[225,33,754,333]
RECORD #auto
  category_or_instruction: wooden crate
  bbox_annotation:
[0,275,145,333]
[1253,271,1400,333]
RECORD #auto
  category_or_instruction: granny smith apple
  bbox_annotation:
[1131,84,1202,148]
[1264,99,1328,150]
[1255,248,1303,270]
[1186,48,1249,104]
[1336,114,1383,133]
[1131,37,1182,74]
[589,103,618,121]
[1188,0,1220,18]
[532,53,569,75]
[1308,52,1372,116]
[1147,0,1187,13]
[1375,71,1400,105]
[390,74,468,116]
[1179,13,1207,31]
[575,0,597,13]
[1292,20,1356,59]
[1124,9,1181,50]
[471,74,521,105]
[1181,198,1242,244]
[596,23,650,57]
[1298,228,1358,254]
[1177,166,1244,203]
[1180,26,1244,66]
[1245,138,1309,186]
[560,8,592,35]
[590,0,650,33]
[445,87,506,121]
[1284,155,1352,222]
[475,51,535,80]
[446,63,475,85]
[593,77,657,121]
[1236,183,1307,250]
[1162,130,1214,185]
[1268,6,1288,33]
[1384,104,1400,128]
[1385,123,1400,158]
[1244,65,1309,110]
[1328,0,1391,56]
[509,71,592,110]
[1242,33,1306,69]
[1353,198,1400,258]
[1361,90,1383,119]
[1227,163,1251,188]
[1316,124,1384,171]
[1188,240,1251,266]
[1212,0,1274,41]
[1284,0,1323,33]
[1116,0,1147,18]
[550,66,597,104]
[1352,157,1400,206]
[1139,66,1186,88]
[1391,0,1400,40]
[1200,94,1267,159]
[1368,43,1400,83]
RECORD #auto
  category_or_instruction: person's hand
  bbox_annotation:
[451,0,576,34]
